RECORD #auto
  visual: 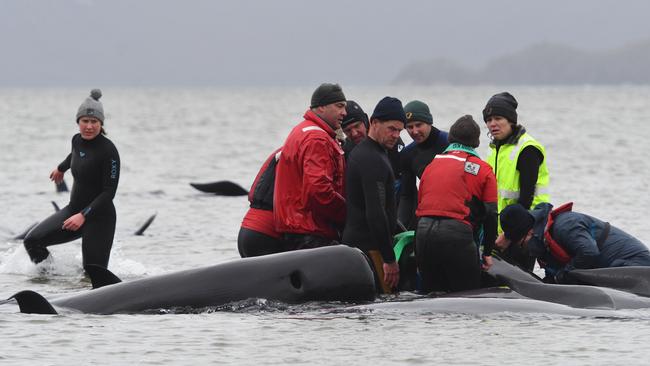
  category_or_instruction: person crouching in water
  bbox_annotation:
[415,115,497,293]
[343,97,406,293]
[24,89,120,270]
[496,202,650,283]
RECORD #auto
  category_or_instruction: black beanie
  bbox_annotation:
[500,204,534,244]
[341,100,369,128]
[310,83,346,108]
[448,115,480,148]
[482,92,518,124]
[370,96,407,124]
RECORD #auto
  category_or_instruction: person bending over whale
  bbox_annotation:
[415,115,497,293]
[23,89,120,269]
[496,202,650,283]
[237,148,287,257]
[343,97,406,293]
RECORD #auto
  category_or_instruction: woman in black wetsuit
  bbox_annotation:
[24,89,120,269]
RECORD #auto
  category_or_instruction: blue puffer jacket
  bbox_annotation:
[527,203,650,277]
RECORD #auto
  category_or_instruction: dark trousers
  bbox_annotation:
[23,205,115,268]
[415,217,481,293]
[282,233,338,251]
[237,227,286,258]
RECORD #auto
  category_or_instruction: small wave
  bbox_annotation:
[0,242,154,282]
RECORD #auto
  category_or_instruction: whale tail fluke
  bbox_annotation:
[84,264,122,289]
[9,290,58,314]
[190,181,248,196]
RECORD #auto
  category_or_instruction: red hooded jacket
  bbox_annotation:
[274,110,346,239]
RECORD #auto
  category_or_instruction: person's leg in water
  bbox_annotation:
[23,206,81,263]
[80,209,116,269]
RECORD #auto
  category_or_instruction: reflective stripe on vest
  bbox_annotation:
[487,132,550,232]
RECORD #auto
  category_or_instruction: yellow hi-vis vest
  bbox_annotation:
[487,132,550,232]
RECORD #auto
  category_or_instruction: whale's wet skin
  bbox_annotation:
[3,86,650,365]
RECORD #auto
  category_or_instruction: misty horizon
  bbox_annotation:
[2,0,650,87]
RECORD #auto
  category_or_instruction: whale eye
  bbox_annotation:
[289,271,302,289]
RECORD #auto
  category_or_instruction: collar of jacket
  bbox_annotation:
[303,110,337,138]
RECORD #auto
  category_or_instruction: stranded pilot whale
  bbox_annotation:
[5,245,377,314]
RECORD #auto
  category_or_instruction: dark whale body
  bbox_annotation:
[7,246,377,314]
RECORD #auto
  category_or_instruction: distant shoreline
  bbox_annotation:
[393,40,650,86]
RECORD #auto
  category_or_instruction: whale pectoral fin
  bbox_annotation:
[10,290,58,314]
[84,264,122,289]
[134,213,157,236]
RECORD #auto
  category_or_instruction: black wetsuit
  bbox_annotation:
[342,137,397,264]
[398,128,448,229]
[343,136,405,211]
[24,133,120,268]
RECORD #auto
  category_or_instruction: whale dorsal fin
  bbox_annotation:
[10,290,57,314]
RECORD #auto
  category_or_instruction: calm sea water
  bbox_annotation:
[2,85,650,365]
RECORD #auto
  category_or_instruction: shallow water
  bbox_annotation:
[2,85,650,365]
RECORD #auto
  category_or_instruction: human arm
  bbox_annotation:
[516,146,543,209]
[50,168,65,184]
[481,202,498,270]
[51,152,73,183]
[397,163,416,228]
[383,261,400,290]
[359,162,396,264]
[301,138,346,227]
[554,215,601,272]
[62,212,85,231]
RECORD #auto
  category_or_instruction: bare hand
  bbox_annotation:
[383,261,400,290]
[494,233,510,251]
[50,169,64,184]
[62,213,85,231]
[481,255,494,271]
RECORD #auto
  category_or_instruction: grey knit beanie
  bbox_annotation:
[76,89,104,123]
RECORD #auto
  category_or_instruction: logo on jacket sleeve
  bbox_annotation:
[464,161,480,175]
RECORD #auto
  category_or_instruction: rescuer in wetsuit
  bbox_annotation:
[24,89,120,269]
[342,96,406,293]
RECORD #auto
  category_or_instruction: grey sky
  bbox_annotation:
[1,0,649,86]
